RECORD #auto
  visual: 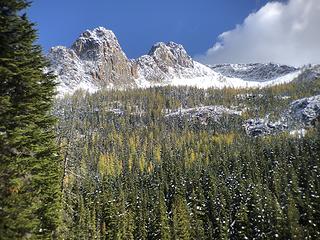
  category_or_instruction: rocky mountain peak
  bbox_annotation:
[80,27,116,40]
[48,27,138,94]
[148,41,194,72]
[148,42,194,72]
[71,27,124,61]
[133,41,198,85]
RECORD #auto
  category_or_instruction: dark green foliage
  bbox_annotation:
[55,78,320,239]
[0,0,61,238]
[172,194,191,240]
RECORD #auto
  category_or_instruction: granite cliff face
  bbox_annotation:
[148,42,194,71]
[135,42,197,84]
[48,27,138,94]
[48,27,212,93]
[70,27,138,84]
[289,95,320,125]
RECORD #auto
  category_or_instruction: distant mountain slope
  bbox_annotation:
[48,27,318,95]
[210,63,298,82]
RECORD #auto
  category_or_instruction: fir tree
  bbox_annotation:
[153,189,170,240]
[172,194,191,240]
[0,0,62,238]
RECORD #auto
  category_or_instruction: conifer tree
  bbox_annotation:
[172,194,191,240]
[153,189,170,240]
[0,0,62,238]
[190,189,205,240]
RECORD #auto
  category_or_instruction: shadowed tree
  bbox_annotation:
[0,0,62,238]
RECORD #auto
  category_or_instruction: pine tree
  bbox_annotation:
[152,189,170,240]
[134,190,148,240]
[189,189,205,240]
[172,194,191,240]
[233,203,249,239]
[0,0,62,238]
[287,194,303,240]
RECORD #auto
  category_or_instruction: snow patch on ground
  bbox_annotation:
[289,129,307,138]
[165,105,242,118]
[145,61,303,90]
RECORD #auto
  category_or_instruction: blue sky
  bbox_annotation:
[28,0,270,58]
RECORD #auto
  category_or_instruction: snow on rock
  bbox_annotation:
[210,63,298,82]
[289,129,307,138]
[259,70,302,87]
[289,95,320,125]
[148,42,194,71]
[165,105,242,123]
[134,43,307,90]
[243,95,320,137]
[48,46,98,95]
[135,55,168,85]
[48,27,318,95]
[135,41,199,86]
[293,65,320,83]
[48,27,138,96]
[244,118,288,137]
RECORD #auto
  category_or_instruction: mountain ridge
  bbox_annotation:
[47,27,319,95]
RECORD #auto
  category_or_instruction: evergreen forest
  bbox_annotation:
[1,0,320,239]
[55,80,320,239]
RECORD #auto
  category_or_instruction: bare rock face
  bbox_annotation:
[49,27,199,92]
[71,27,138,85]
[48,27,138,93]
[135,55,167,83]
[48,46,96,94]
[289,95,320,125]
[244,118,288,137]
[243,95,320,137]
[148,42,194,72]
[135,41,196,84]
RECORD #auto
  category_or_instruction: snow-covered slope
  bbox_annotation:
[48,27,316,95]
[48,46,98,95]
[210,63,298,82]
[165,105,242,118]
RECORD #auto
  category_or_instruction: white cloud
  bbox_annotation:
[197,0,320,66]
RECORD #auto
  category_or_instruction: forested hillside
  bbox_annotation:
[55,78,320,239]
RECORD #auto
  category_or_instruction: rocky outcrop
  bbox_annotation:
[293,65,320,83]
[135,55,167,84]
[244,119,288,137]
[148,42,194,72]
[243,95,320,137]
[135,42,197,84]
[165,105,242,126]
[70,27,138,84]
[289,95,320,125]
[48,27,138,94]
[165,105,242,119]
[48,27,201,93]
